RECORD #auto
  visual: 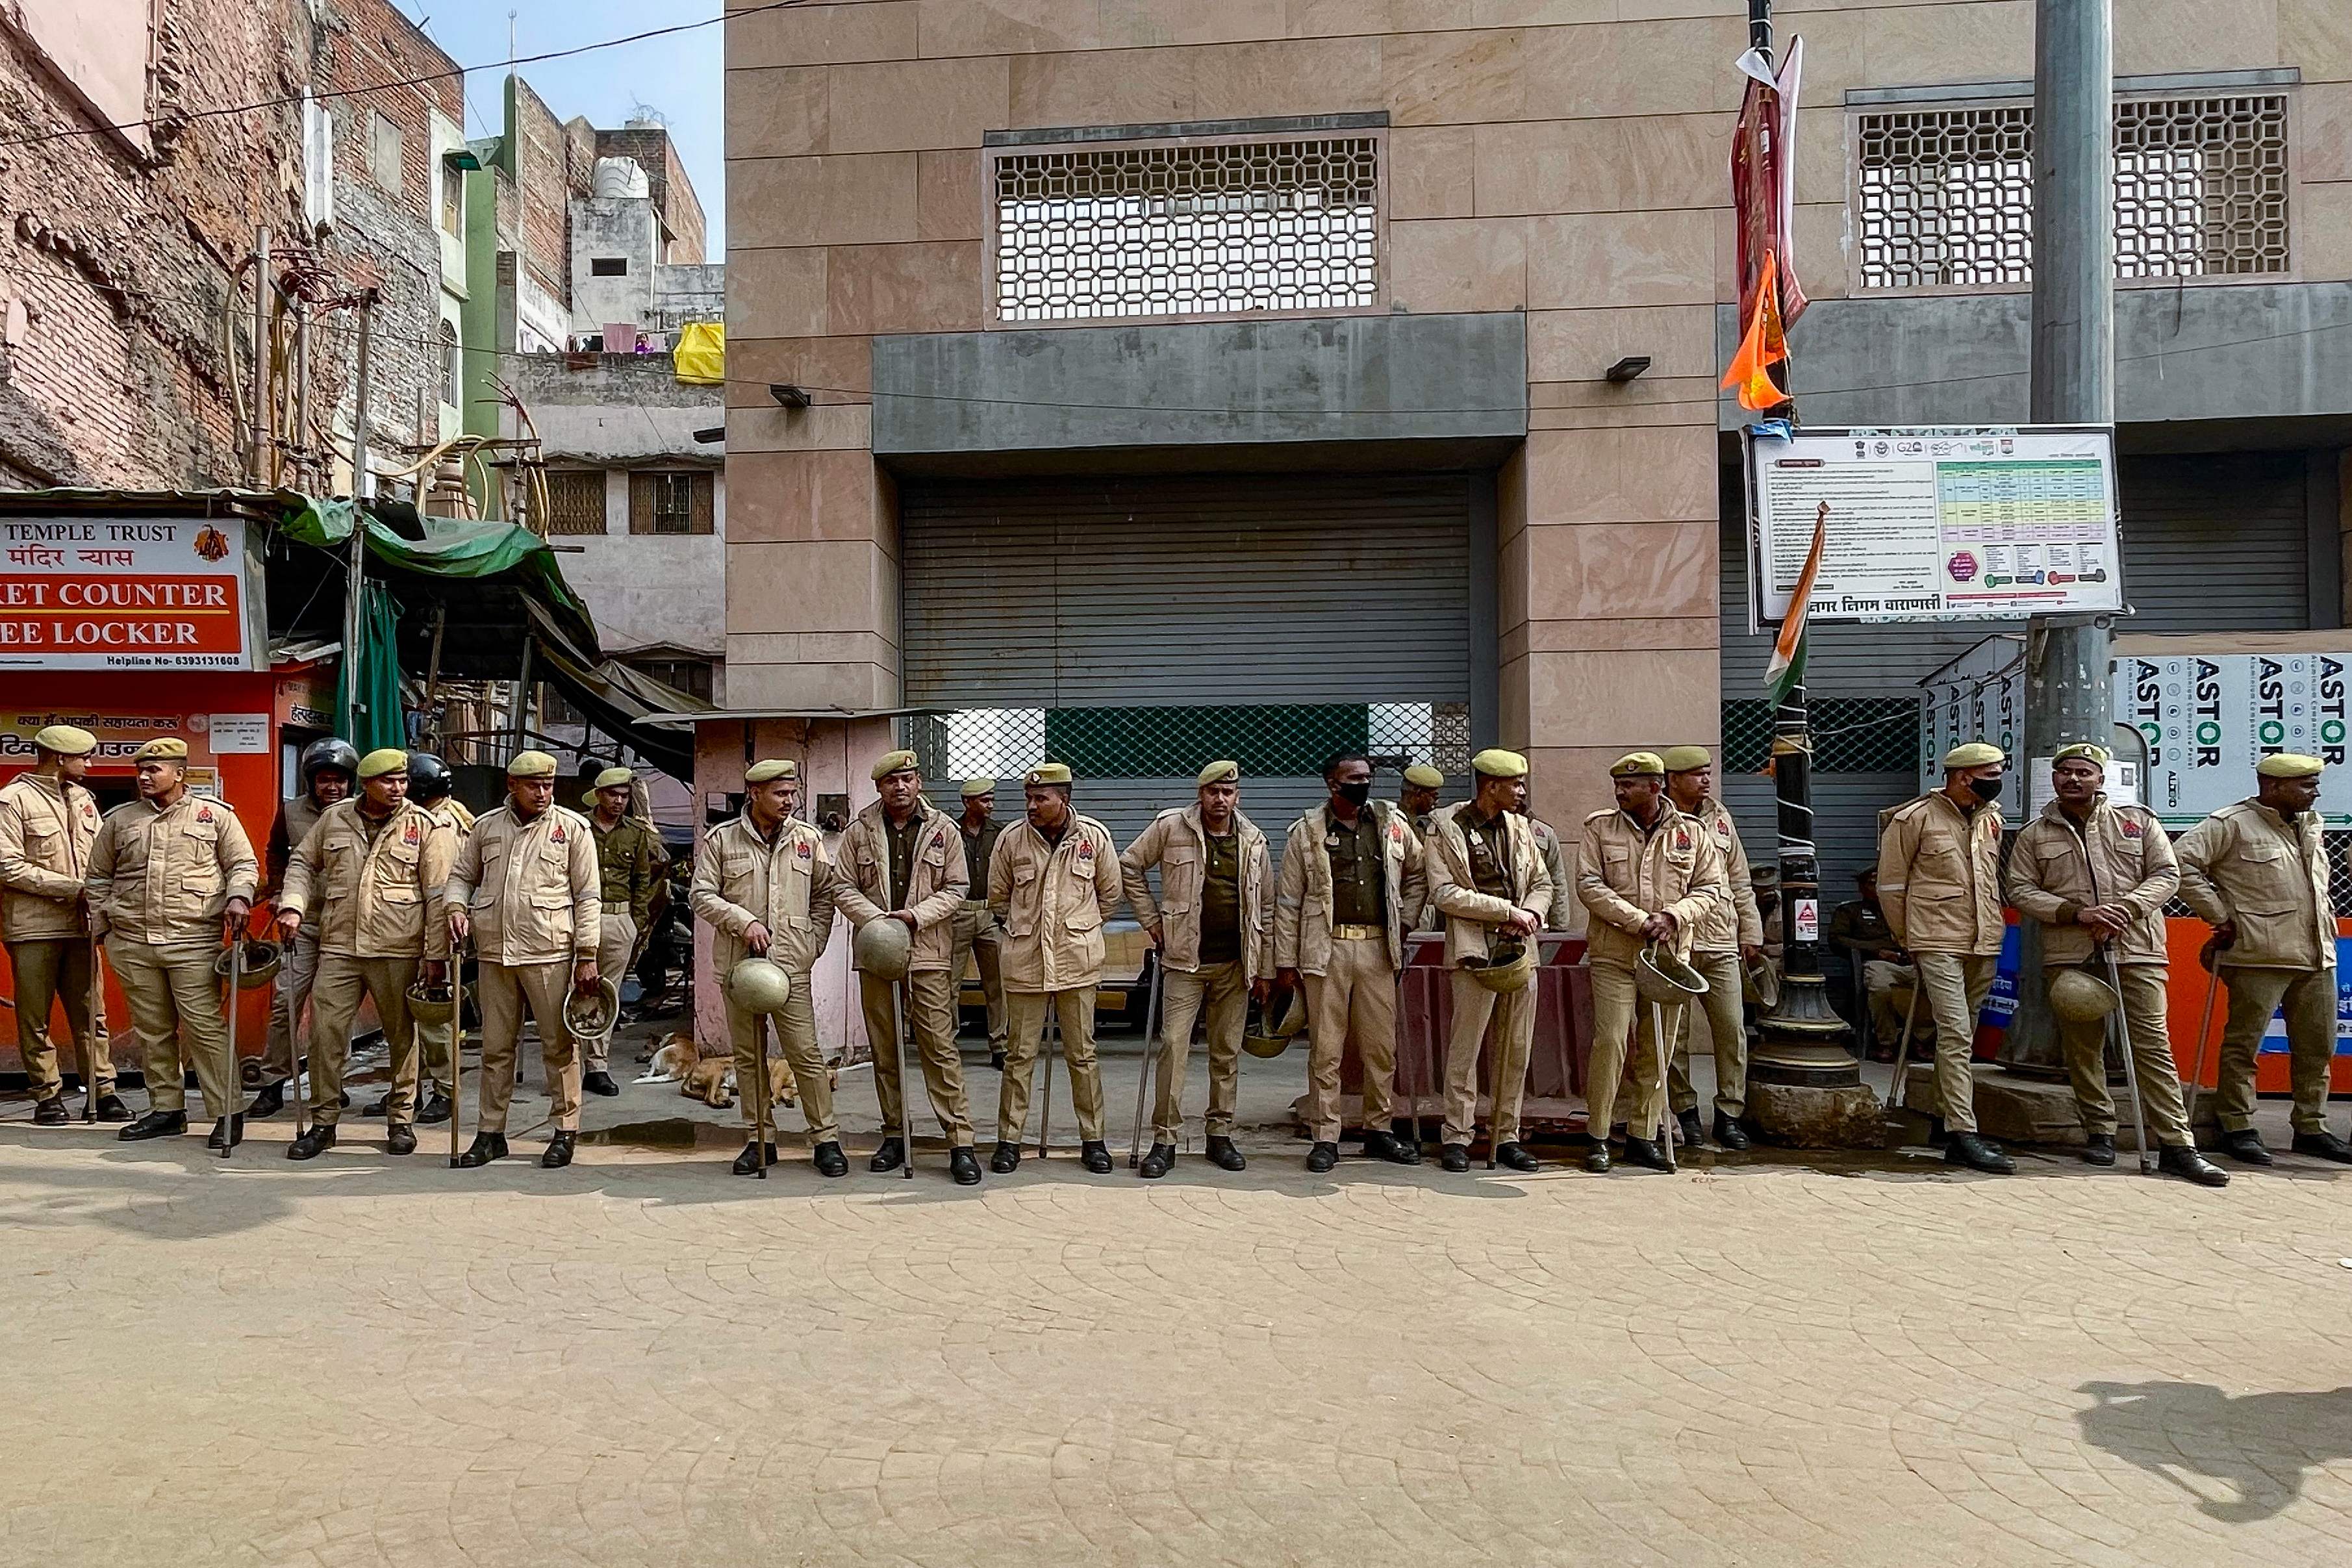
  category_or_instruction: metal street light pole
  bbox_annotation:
[2000,0,2116,1077]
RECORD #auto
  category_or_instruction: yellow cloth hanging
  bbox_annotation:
[673,322,725,388]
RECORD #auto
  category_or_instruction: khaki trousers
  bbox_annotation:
[1443,965,1537,1146]
[308,953,420,1127]
[1862,959,1914,1047]
[418,994,453,1098]
[1000,987,1104,1143]
[475,960,582,1134]
[1586,960,1671,1142]
[107,937,234,1119]
[1667,949,1751,1122]
[2047,961,2192,1145]
[6,939,114,1098]
[2214,965,2337,1135]
[1913,950,1997,1133]
[949,903,1007,1054]
[1302,936,1397,1143]
[861,970,973,1146]
[578,906,636,1074]
[726,978,837,1143]
[261,924,320,1081]
[1154,959,1246,1144]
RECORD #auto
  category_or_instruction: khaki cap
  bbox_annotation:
[507,750,559,779]
[1472,748,1530,779]
[744,758,798,784]
[357,748,408,780]
[1026,763,1074,787]
[2258,752,2325,779]
[592,766,635,790]
[1402,763,1443,789]
[871,748,920,782]
[960,778,996,799]
[1197,759,1240,787]
[1610,751,1665,778]
[135,737,188,762]
[32,724,95,756]
[1661,745,1712,773]
[2052,742,2110,767]
[1942,741,2006,769]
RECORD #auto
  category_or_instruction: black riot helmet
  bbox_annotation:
[406,752,453,806]
[299,737,360,793]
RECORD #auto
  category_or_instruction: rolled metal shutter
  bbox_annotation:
[901,472,1478,844]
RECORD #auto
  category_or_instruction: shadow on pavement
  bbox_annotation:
[2077,1380,2352,1523]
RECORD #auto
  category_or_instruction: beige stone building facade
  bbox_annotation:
[714,0,2352,904]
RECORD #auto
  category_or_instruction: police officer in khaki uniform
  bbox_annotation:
[1877,741,2012,1173]
[2176,752,2350,1166]
[1400,765,1445,841]
[1576,752,1728,1174]
[949,779,1009,1071]
[87,738,259,1151]
[834,750,980,1185]
[689,758,852,1178]
[248,737,355,1118]
[1660,744,1766,1150]
[2006,742,2229,1185]
[1121,760,1274,1178]
[276,748,456,1159]
[1428,748,1555,1174]
[988,763,1123,1174]
[1274,751,1429,1173]
[443,750,601,1170]
[0,724,123,1122]
[405,752,467,1115]
[582,765,664,1098]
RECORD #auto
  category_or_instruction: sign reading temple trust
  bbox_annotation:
[1744,424,2123,629]
[0,513,259,670]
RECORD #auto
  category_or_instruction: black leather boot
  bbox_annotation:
[1081,1140,1113,1174]
[1943,1132,2015,1173]
[1437,1143,1470,1173]
[386,1122,418,1156]
[1203,1135,1246,1171]
[118,1108,185,1141]
[583,1070,621,1098]
[2216,1128,2273,1165]
[1584,1144,1613,1173]
[92,1093,131,1122]
[989,1140,1020,1173]
[287,1124,338,1161]
[245,1079,288,1119]
[869,1135,905,1173]
[1389,1117,1423,1162]
[814,1141,849,1178]
[1305,1141,1340,1173]
[1676,1107,1704,1146]
[1621,1135,1673,1172]
[2290,1129,2352,1164]
[454,1131,509,1168]
[1712,1114,1751,1151]
[2081,1133,2117,1167]
[206,1115,244,1152]
[949,1145,981,1185]
[416,1092,452,1125]
[2157,1144,2230,1187]
[733,1139,778,1175]
[1494,1141,1539,1172]
[1362,1130,1419,1165]
[32,1094,67,1126]
[1139,1142,1176,1179]
[361,1094,390,1118]
[540,1130,576,1169]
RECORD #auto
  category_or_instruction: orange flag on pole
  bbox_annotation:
[1720,249,1789,411]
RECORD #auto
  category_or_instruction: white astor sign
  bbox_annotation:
[0,515,257,670]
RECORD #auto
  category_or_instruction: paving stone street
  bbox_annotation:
[3,1030,2351,1568]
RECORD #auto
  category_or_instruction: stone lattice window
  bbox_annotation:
[989,135,1381,324]
[1854,95,2290,288]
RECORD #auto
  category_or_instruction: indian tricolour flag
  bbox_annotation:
[1765,500,1828,707]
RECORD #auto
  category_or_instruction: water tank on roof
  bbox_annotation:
[593,157,650,200]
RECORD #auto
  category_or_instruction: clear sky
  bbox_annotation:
[396,0,727,255]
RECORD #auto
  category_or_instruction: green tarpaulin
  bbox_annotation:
[277,496,593,626]
[336,578,406,752]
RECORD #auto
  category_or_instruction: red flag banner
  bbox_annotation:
[1730,40,1807,333]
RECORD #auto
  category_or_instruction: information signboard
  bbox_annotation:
[0,514,257,670]
[1745,425,2123,627]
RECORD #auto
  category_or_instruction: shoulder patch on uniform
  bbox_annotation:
[196,805,214,824]
[1673,826,1693,852]
[797,840,812,859]
[550,822,566,843]
[2121,817,2143,838]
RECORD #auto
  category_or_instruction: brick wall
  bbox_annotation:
[594,125,706,265]
[511,78,574,308]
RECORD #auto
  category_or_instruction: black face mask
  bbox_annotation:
[1335,780,1372,807]
[1966,775,2003,803]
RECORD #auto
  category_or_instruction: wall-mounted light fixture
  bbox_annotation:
[1604,355,1652,384]
[768,383,811,409]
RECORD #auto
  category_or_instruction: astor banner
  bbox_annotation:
[0,514,259,670]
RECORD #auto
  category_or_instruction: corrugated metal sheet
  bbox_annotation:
[901,474,1475,707]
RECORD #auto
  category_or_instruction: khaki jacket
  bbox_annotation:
[1120,806,1274,980]
[689,813,847,977]
[281,799,456,961]
[1274,801,1427,976]
[1529,817,1574,931]
[442,803,601,966]
[989,815,1122,992]
[1576,802,1727,968]
[835,801,969,972]
[591,814,666,924]
[2004,796,2177,967]
[1428,805,1556,966]
[0,772,100,942]
[2176,799,2336,971]
[86,792,259,946]
[1875,791,2005,957]
[1682,796,1765,954]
